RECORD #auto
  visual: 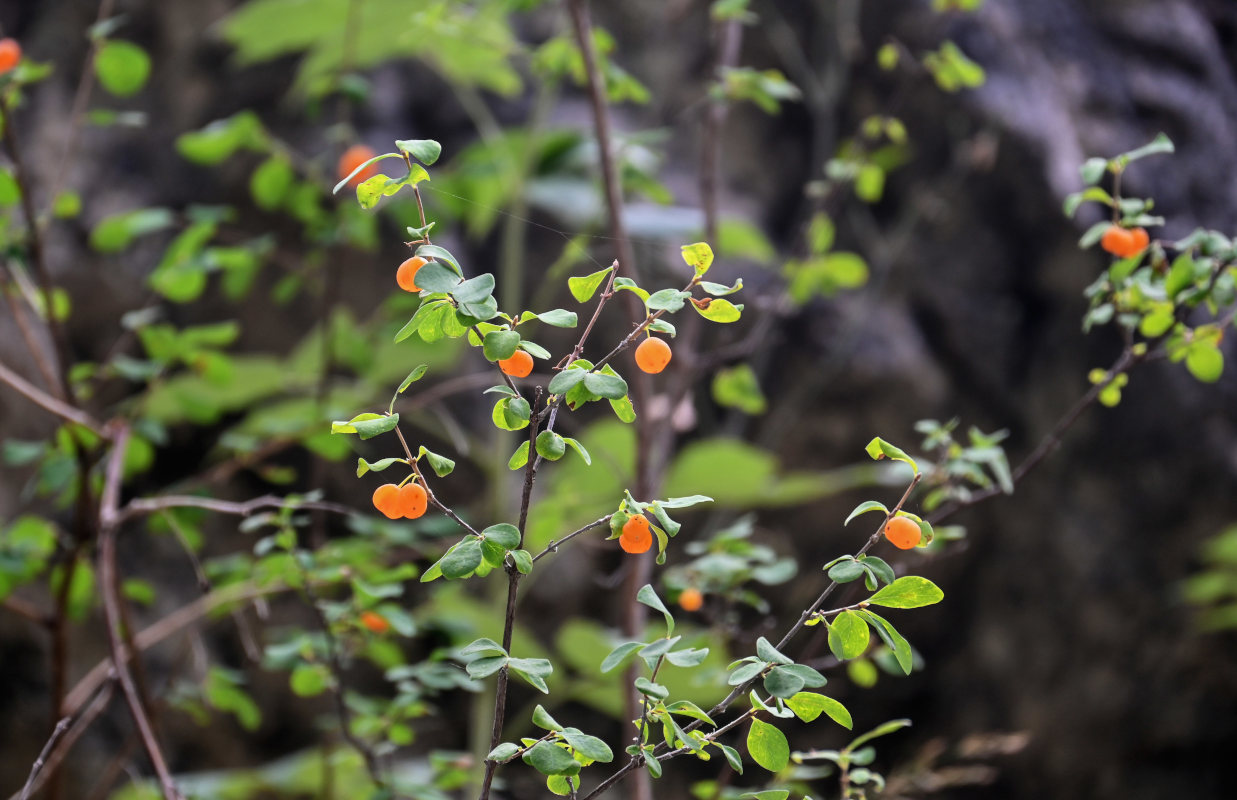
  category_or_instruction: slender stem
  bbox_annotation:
[11,679,114,800]
[393,424,480,536]
[700,19,744,245]
[119,493,355,524]
[0,358,107,434]
[97,424,182,800]
[0,263,61,392]
[531,515,613,563]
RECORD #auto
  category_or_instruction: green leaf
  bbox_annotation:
[568,266,614,303]
[1165,253,1196,299]
[867,576,944,609]
[90,208,175,253]
[395,138,442,165]
[536,431,567,461]
[739,792,788,800]
[461,637,507,657]
[1080,157,1109,186]
[537,309,578,328]
[637,584,675,635]
[1114,133,1174,167]
[250,156,293,211]
[522,741,580,776]
[634,677,669,699]
[562,437,592,465]
[828,611,870,660]
[416,244,462,275]
[483,330,521,361]
[440,539,484,579]
[96,41,151,96]
[699,278,744,296]
[646,289,690,312]
[664,648,709,668]
[466,655,508,679]
[785,692,852,729]
[848,718,911,750]
[176,111,267,165]
[453,273,497,305]
[331,413,399,440]
[583,372,628,400]
[492,398,531,431]
[548,368,587,395]
[601,641,644,673]
[746,718,790,772]
[756,636,793,666]
[508,657,553,693]
[395,364,430,395]
[845,500,889,525]
[681,241,715,275]
[692,297,742,323]
[289,663,331,697]
[52,191,82,219]
[712,363,766,414]
[863,436,918,474]
[483,523,521,550]
[417,446,455,477]
[510,549,533,574]
[356,457,403,477]
[561,728,614,762]
[508,441,530,470]
[763,665,806,699]
[532,704,563,731]
[488,742,521,762]
[827,559,866,583]
[719,742,743,773]
[1186,344,1223,383]
[857,610,913,675]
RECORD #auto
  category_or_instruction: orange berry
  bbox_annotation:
[372,483,402,520]
[884,516,922,550]
[1100,225,1135,258]
[360,611,390,634]
[634,337,672,374]
[1127,227,1150,255]
[678,587,704,612]
[338,144,378,188]
[619,515,652,554]
[397,256,427,293]
[0,39,21,74]
[398,482,428,520]
[498,349,534,378]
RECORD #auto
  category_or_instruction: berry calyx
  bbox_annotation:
[884,515,922,550]
[372,483,403,520]
[0,39,21,74]
[678,587,704,612]
[338,144,378,188]
[619,515,652,554]
[498,349,534,378]
[397,256,427,292]
[634,337,672,374]
[398,482,428,519]
[360,611,390,634]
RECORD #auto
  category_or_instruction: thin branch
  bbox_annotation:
[700,19,744,245]
[119,493,355,524]
[0,358,107,435]
[12,679,115,800]
[0,262,61,392]
[0,595,49,625]
[393,424,480,536]
[98,425,183,800]
[531,514,613,563]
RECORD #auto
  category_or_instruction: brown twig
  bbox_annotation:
[531,514,614,563]
[118,493,355,524]
[0,358,107,434]
[12,679,115,800]
[97,424,182,800]
[393,424,481,536]
[0,263,62,392]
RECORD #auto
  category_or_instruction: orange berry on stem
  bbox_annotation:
[884,515,922,550]
[1100,225,1135,257]
[397,256,427,293]
[619,515,652,554]
[678,587,704,612]
[398,482,428,520]
[634,337,672,374]
[498,349,534,378]
[372,484,402,520]
[0,39,21,74]
[338,144,378,188]
[360,611,390,634]
[1128,227,1150,254]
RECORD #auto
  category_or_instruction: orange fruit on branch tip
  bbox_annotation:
[635,337,672,374]
[360,611,390,634]
[1100,225,1149,258]
[499,350,534,378]
[884,516,922,550]
[397,256,427,292]
[619,515,652,554]
[372,483,403,520]
[338,144,378,188]
[0,39,21,74]
[398,482,428,519]
[678,588,704,612]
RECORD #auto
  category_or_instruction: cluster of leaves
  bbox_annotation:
[663,515,797,613]
[914,418,1013,511]
[1070,134,1234,386]
[1183,524,1237,631]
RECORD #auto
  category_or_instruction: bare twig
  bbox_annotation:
[0,263,61,392]
[393,424,481,536]
[119,493,355,524]
[98,425,183,800]
[12,679,115,800]
[0,358,107,434]
[531,514,614,563]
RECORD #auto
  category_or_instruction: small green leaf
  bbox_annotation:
[417,446,456,477]
[568,266,614,303]
[250,156,293,211]
[756,636,793,666]
[356,457,403,477]
[440,538,483,579]
[637,584,674,635]
[747,718,790,772]
[536,309,578,328]
[488,742,521,762]
[848,718,911,749]
[508,441,530,470]
[532,704,563,731]
[1186,344,1223,383]
[560,728,613,762]
[289,663,330,697]
[692,297,742,323]
[600,641,644,673]
[863,436,918,474]
[483,523,521,550]
[1080,157,1109,186]
[583,371,628,399]
[483,330,521,361]
[562,437,592,465]
[712,363,766,414]
[681,242,715,275]
[867,576,944,608]
[646,289,690,312]
[845,500,889,525]
[634,676,669,699]
[522,741,580,776]
[857,610,913,674]
[96,41,151,96]
[548,368,587,395]
[395,138,442,165]
[828,611,870,660]
[536,431,567,461]
[763,665,806,699]
[785,692,852,729]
